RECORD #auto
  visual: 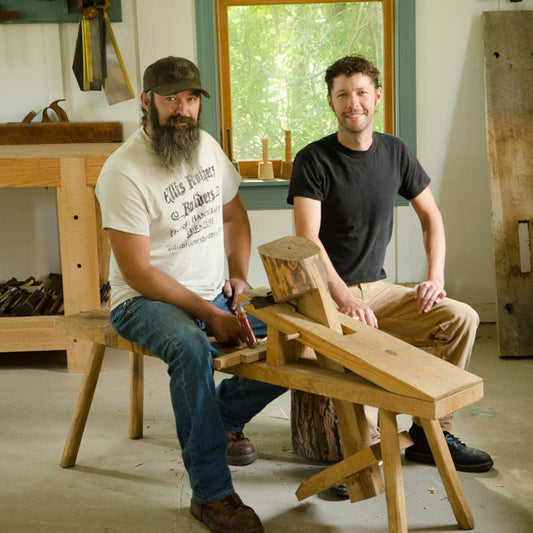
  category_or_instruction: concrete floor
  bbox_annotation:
[1,323,532,533]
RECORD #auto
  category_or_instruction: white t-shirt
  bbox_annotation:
[95,127,241,310]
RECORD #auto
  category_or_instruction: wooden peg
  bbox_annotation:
[258,138,274,180]
[285,332,301,341]
[281,129,293,180]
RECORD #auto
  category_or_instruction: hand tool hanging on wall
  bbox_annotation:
[72,0,134,105]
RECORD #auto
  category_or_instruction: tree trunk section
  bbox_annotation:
[291,389,343,463]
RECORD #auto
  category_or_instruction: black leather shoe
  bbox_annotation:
[332,483,349,499]
[405,423,494,473]
[191,493,264,533]
[225,430,257,466]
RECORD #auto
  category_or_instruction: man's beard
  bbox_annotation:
[149,105,201,172]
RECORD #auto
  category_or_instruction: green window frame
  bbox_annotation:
[195,0,415,209]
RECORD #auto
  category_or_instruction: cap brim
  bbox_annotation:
[151,82,210,98]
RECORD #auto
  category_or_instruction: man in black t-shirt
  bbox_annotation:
[288,55,493,474]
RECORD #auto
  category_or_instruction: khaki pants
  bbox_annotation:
[350,280,480,433]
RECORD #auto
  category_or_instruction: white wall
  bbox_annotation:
[1,0,531,317]
[413,0,531,319]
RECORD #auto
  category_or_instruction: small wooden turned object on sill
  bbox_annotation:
[258,138,274,180]
[281,129,293,180]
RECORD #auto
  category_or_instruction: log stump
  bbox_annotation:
[291,389,343,463]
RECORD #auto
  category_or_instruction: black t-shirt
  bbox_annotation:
[287,132,430,285]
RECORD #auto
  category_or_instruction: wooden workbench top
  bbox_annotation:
[0,143,121,160]
[0,143,122,188]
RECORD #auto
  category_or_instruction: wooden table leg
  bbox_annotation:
[60,343,105,467]
[380,409,408,533]
[57,158,101,373]
[129,350,144,439]
[420,418,475,530]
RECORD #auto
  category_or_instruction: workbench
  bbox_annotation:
[0,144,120,372]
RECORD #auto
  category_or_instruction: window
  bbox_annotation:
[195,0,416,207]
[216,0,395,172]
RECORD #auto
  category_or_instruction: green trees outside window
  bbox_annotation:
[226,2,386,161]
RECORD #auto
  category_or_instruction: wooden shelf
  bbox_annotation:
[0,143,120,372]
[0,315,64,352]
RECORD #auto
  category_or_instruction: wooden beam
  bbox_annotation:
[246,301,482,402]
[482,10,533,356]
[296,431,412,501]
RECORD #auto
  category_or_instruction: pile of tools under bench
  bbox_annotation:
[0,275,110,317]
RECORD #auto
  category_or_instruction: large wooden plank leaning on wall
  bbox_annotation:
[482,10,533,357]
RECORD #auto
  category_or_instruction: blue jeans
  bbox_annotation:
[110,292,286,504]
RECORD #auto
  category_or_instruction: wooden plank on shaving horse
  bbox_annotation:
[336,313,483,400]
[213,343,267,369]
[482,11,533,356]
[220,360,483,420]
[246,301,482,402]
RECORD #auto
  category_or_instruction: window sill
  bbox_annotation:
[239,178,408,211]
[239,179,291,211]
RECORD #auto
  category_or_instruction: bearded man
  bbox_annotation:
[96,56,284,533]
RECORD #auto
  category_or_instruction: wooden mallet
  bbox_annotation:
[281,129,293,180]
[258,138,274,180]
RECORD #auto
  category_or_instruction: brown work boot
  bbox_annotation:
[225,430,257,466]
[190,493,264,533]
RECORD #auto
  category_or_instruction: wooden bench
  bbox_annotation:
[59,236,483,532]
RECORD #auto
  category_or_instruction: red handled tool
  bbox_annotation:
[236,304,258,348]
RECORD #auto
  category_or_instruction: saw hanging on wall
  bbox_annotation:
[72,0,134,105]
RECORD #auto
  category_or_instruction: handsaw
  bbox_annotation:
[72,1,134,105]
[101,3,134,104]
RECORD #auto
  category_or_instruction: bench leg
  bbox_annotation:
[129,350,144,439]
[380,409,408,533]
[60,343,105,467]
[420,418,475,530]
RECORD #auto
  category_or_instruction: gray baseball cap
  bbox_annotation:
[143,56,210,98]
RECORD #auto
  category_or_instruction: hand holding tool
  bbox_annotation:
[236,304,258,348]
